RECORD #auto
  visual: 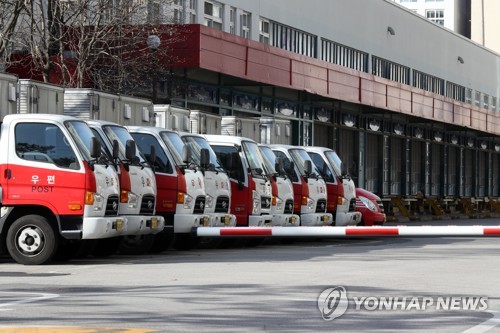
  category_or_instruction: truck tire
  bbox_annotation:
[119,235,155,255]
[149,231,175,253]
[91,237,122,257]
[6,215,58,265]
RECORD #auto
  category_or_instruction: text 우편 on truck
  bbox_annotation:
[304,146,361,226]
[86,120,165,254]
[205,135,273,227]
[179,133,236,228]
[0,114,124,265]
[269,145,333,226]
[128,126,210,250]
[258,144,300,227]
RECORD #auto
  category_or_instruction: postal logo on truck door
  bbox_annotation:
[31,174,55,193]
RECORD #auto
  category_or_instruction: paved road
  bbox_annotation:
[0,218,499,332]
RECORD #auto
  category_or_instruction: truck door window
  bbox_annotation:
[211,145,245,183]
[15,123,78,169]
[130,133,174,174]
[273,151,299,182]
[309,152,335,183]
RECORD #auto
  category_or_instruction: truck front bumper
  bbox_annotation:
[335,211,362,227]
[207,213,237,227]
[300,213,333,226]
[174,214,211,233]
[248,215,273,227]
[81,216,128,239]
[122,215,165,235]
[271,213,300,227]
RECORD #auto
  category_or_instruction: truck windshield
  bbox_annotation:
[242,141,267,178]
[289,148,319,178]
[159,131,184,166]
[259,146,277,175]
[64,120,95,162]
[181,135,225,171]
[324,150,343,176]
[103,125,145,163]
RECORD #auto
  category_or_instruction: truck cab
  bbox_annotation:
[128,126,209,250]
[179,133,236,228]
[259,145,299,227]
[86,120,165,253]
[270,145,333,226]
[0,114,124,264]
[205,135,273,227]
[304,146,361,226]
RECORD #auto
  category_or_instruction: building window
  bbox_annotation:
[483,94,489,110]
[491,97,497,112]
[259,18,270,44]
[321,39,369,73]
[204,1,223,30]
[426,9,444,25]
[229,7,236,34]
[240,11,251,39]
[446,81,465,102]
[413,70,445,95]
[465,88,472,104]
[372,56,410,85]
[271,22,317,58]
[474,91,481,107]
[173,0,196,23]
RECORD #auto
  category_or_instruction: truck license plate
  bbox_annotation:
[151,217,158,229]
[116,219,123,231]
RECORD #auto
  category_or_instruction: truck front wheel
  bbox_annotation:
[6,215,58,265]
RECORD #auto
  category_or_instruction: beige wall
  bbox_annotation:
[471,0,500,53]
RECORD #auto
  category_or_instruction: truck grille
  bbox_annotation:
[215,196,230,213]
[105,195,119,216]
[316,199,327,213]
[194,197,206,214]
[349,198,357,212]
[140,195,155,215]
[261,196,272,210]
[284,199,294,214]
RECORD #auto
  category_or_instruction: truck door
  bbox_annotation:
[131,132,177,214]
[308,152,338,214]
[6,122,84,215]
[211,145,249,226]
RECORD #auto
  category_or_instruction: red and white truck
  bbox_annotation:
[304,146,361,226]
[269,145,333,226]
[0,114,124,264]
[128,126,210,250]
[179,132,236,228]
[205,135,273,227]
[86,120,165,253]
[258,145,300,227]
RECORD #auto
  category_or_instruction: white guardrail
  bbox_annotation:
[193,226,500,237]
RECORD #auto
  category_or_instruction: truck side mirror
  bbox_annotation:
[125,140,136,161]
[149,145,156,166]
[340,161,348,177]
[112,140,119,160]
[182,145,192,164]
[200,148,210,169]
[90,137,102,159]
[275,156,285,175]
[304,160,312,176]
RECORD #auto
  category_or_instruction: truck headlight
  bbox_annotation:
[183,193,194,210]
[307,197,315,210]
[252,190,260,214]
[93,193,104,211]
[205,194,214,209]
[127,192,139,209]
[276,197,283,211]
[359,195,378,212]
